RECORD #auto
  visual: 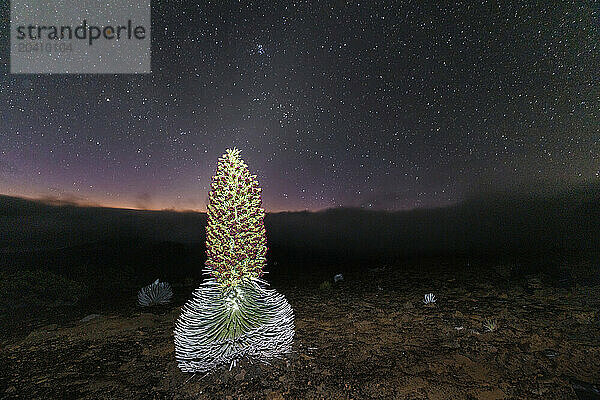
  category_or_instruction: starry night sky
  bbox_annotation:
[1,1,599,211]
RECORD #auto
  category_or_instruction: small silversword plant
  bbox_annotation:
[138,279,173,306]
[483,318,498,332]
[423,293,436,305]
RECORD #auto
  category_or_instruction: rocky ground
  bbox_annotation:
[1,259,599,399]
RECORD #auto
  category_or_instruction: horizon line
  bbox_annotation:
[0,192,443,214]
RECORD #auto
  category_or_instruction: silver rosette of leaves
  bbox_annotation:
[174,277,294,373]
[138,279,173,306]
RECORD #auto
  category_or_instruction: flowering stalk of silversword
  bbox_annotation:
[174,148,294,373]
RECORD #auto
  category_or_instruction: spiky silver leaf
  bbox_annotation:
[174,278,294,373]
[138,279,173,306]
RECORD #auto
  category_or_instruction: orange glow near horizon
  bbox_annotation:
[0,190,315,213]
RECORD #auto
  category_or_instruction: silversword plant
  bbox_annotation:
[423,293,436,305]
[174,149,294,373]
[483,318,498,332]
[138,279,173,306]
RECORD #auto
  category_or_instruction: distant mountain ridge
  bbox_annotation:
[0,181,598,259]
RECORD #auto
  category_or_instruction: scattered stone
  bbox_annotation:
[476,387,506,399]
[542,349,559,358]
[403,301,414,309]
[570,378,600,400]
[266,391,284,400]
[573,311,596,324]
[80,314,101,323]
[234,369,246,381]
